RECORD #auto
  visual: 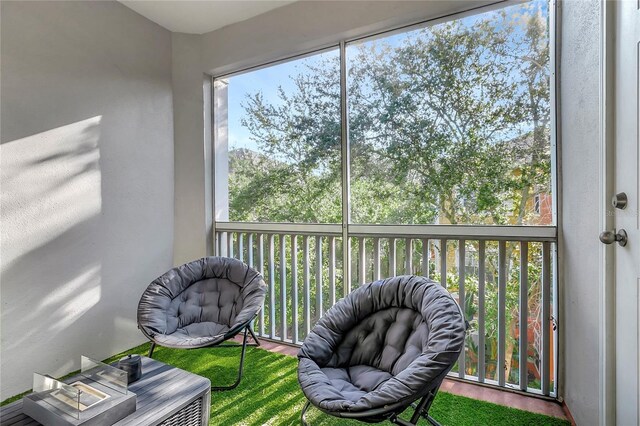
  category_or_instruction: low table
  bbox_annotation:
[0,357,211,426]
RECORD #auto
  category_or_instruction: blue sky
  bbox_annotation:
[226,52,335,151]
[227,63,293,150]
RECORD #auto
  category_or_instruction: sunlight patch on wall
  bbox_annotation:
[55,266,102,334]
[36,265,101,311]
[0,116,103,268]
[3,264,103,352]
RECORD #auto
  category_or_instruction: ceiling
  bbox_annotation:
[118,1,296,34]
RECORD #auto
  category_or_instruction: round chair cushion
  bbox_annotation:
[298,275,466,414]
[138,257,266,348]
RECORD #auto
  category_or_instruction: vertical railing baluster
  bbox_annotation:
[280,234,287,341]
[246,233,254,335]
[405,238,412,274]
[268,234,275,339]
[478,240,486,383]
[315,236,323,320]
[329,236,336,307]
[373,238,381,281]
[291,235,299,345]
[440,239,447,288]
[541,242,551,396]
[238,233,244,263]
[303,235,311,337]
[248,234,254,267]
[498,240,507,387]
[458,239,466,379]
[422,239,429,277]
[344,237,351,297]
[389,238,397,276]
[258,234,264,336]
[358,237,366,285]
[519,241,529,391]
[227,232,234,258]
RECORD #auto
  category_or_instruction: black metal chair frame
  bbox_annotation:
[143,314,261,391]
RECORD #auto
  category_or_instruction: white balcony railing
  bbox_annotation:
[214,222,557,397]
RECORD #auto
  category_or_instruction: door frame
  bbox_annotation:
[598,1,615,424]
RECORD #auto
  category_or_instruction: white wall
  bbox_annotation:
[172,33,212,265]
[559,0,602,424]
[0,1,174,399]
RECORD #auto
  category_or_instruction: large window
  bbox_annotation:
[216,49,341,223]
[213,0,556,396]
[215,0,552,227]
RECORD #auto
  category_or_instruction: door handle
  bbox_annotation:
[599,229,628,247]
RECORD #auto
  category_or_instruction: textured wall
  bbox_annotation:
[171,33,211,266]
[559,0,602,423]
[0,1,173,399]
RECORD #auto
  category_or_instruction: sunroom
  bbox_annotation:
[0,1,637,425]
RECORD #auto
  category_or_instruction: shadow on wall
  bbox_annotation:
[0,117,108,397]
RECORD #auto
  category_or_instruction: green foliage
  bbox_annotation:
[229,1,551,226]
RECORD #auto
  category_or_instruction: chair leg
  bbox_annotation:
[148,342,156,358]
[409,391,433,424]
[391,418,414,426]
[391,412,441,426]
[391,388,440,426]
[300,400,311,426]
[426,415,442,426]
[416,387,443,426]
[248,325,261,346]
[211,326,249,391]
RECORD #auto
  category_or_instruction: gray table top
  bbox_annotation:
[0,357,211,426]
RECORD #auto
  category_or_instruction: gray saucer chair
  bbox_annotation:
[137,256,267,390]
[298,275,467,426]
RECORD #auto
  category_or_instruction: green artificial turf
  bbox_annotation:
[2,343,569,426]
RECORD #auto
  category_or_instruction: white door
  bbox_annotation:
[613,1,640,424]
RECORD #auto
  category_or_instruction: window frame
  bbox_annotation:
[212,0,558,232]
